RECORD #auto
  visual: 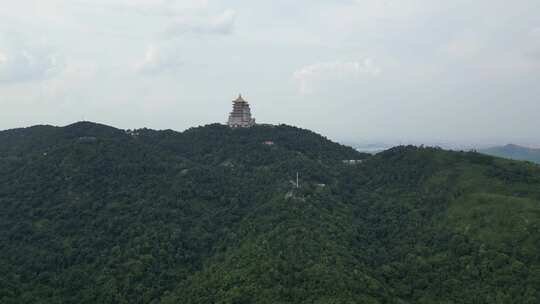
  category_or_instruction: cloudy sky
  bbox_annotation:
[1,0,539,146]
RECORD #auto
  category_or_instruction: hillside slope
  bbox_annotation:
[1,122,540,304]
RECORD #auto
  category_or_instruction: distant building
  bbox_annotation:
[228,94,256,128]
[343,159,364,165]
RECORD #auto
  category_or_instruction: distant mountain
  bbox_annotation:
[1,122,540,303]
[480,144,540,164]
[350,143,391,154]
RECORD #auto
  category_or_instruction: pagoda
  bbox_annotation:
[227,94,256,128]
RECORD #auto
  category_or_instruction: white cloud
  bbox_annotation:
[293,59,381,94]
[135,44,182,75]
[67,0,235,38]
[131,4,236,75]
[40,61,98,101]
[72,0,209,16]
[83,0,235,35]
[445,36,482,58]
[528,27,540,60]
[0,34,62,84]
[163,9,236,37]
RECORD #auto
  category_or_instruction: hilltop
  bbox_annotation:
[1,122,540,304]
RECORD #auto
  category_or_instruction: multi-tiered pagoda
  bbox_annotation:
[227,94,256,128]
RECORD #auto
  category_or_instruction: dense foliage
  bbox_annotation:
[1,122,539,303]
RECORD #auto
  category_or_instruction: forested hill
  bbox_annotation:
[1,122,540,304]
[0,122,365,163]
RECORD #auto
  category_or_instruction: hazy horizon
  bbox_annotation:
[2,119,539,151]
[1,1,539,146]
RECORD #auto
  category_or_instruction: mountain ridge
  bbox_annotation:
[1,122,540,303]
[480,144,540,164]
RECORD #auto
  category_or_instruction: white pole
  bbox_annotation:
[296,172,299,188]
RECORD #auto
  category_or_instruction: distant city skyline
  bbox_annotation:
[1,1,539,146]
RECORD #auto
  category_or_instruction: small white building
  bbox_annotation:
[343,159,364,165]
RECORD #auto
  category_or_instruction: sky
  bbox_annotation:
[1,0,539,147]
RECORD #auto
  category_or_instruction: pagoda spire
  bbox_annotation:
[234,94,246,103]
